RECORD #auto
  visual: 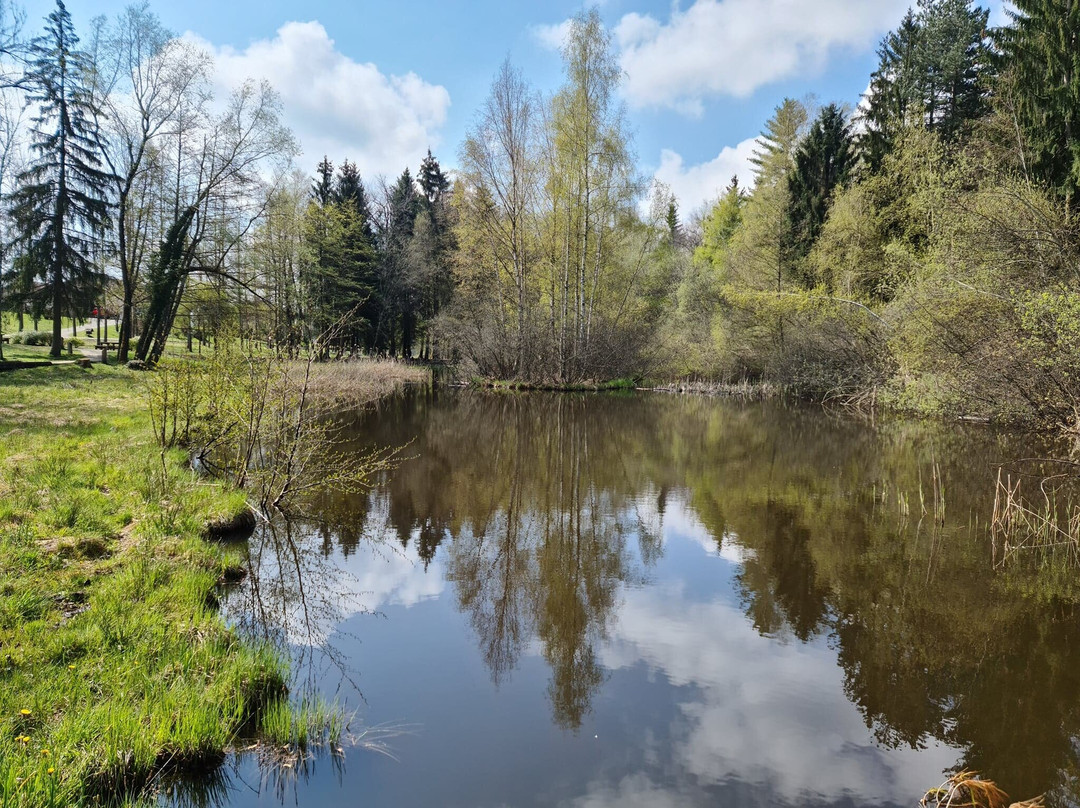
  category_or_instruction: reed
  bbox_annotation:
[991,469,1080,568]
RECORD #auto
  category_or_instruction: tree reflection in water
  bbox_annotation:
[225,388,1080,805]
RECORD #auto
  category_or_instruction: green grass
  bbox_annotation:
[0,364,322,807]
[258,698,347,750]
[1,314,95,338]
[0,343,55,363]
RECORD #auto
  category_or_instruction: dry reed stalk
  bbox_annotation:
[297,360,429,409]
[991,468,1080,567]
[920,771,1011,808]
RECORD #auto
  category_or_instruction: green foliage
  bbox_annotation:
[997,0,1080,207]
[7,0,114,359]
[9,330,50,346]
[861,0,993,170]
[784,104,857,286]
[749,97,810,187]
[135,206,197,365]
[695,176,746,271]
[0,365,289,807]
[811,125,952,301]
[302,190,378,352]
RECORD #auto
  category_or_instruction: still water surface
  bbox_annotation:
[175,390,1080,807]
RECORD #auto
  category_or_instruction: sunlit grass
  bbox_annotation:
[0,364,297,807]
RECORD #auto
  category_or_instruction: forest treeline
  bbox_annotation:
[0,0,1078,429]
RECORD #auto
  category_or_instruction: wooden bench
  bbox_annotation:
[96,341,120,351]
[0,336,8,344]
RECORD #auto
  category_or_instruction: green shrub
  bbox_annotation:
[12,331,52,346]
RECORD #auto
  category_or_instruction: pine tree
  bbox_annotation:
[998,0,1080,209]
[9,0,114,357]
[785,104,856,286]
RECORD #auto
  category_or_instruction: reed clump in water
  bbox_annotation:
[991,469,1080,568]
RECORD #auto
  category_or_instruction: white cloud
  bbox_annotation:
[186,21,450,178]
[615,0,910,113]
[597,580,959,804]
[533,19,575,51]
[653,137,758,217]
[229,493,445,649]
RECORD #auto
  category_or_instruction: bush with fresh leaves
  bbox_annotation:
[11,331,51,346]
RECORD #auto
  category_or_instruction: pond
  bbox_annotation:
[168,389,1080,807]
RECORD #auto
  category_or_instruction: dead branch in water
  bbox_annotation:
[920,770,1042,808]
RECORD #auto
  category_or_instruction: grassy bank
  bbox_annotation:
[0,359,417,807]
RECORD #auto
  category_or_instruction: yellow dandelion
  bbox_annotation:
[47,767,54,775]
[67,664,75,670]
[19,709,30,716]
[40,749,50,757]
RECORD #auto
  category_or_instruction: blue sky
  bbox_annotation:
[29,0,1007,216]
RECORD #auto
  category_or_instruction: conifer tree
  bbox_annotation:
[334,159,375,242]
[413,151,454,358]
[381,167,422,357]
[861,11,922,170]
[418,148,449,209]
[9,0,113,357]
[312,155,334,207]
[785,104,856,286]
[666,199,681,247]
[696,177,745,269]
[750,98,810,188]
[861,0,992,170]
[333,159,378,350]
[998,0,1080,209]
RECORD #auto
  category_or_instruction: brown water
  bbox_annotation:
[172,389,1080,807]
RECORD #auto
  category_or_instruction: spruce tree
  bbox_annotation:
[312,155,334,207]
[785,104,856,286]
[334,159,375,242]
[861,0,992,170]
[378,168,421,357]
[418,148,450,209]
[998,0,1080,209]
[666,199,681,247]
[414,151,454,357]
[862,10,922,170]
[333,159,378,351]
[9,0,113,357]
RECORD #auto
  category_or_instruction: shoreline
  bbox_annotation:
[0,359,423,807]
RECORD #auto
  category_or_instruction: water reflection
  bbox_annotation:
[216,389,1080,807]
